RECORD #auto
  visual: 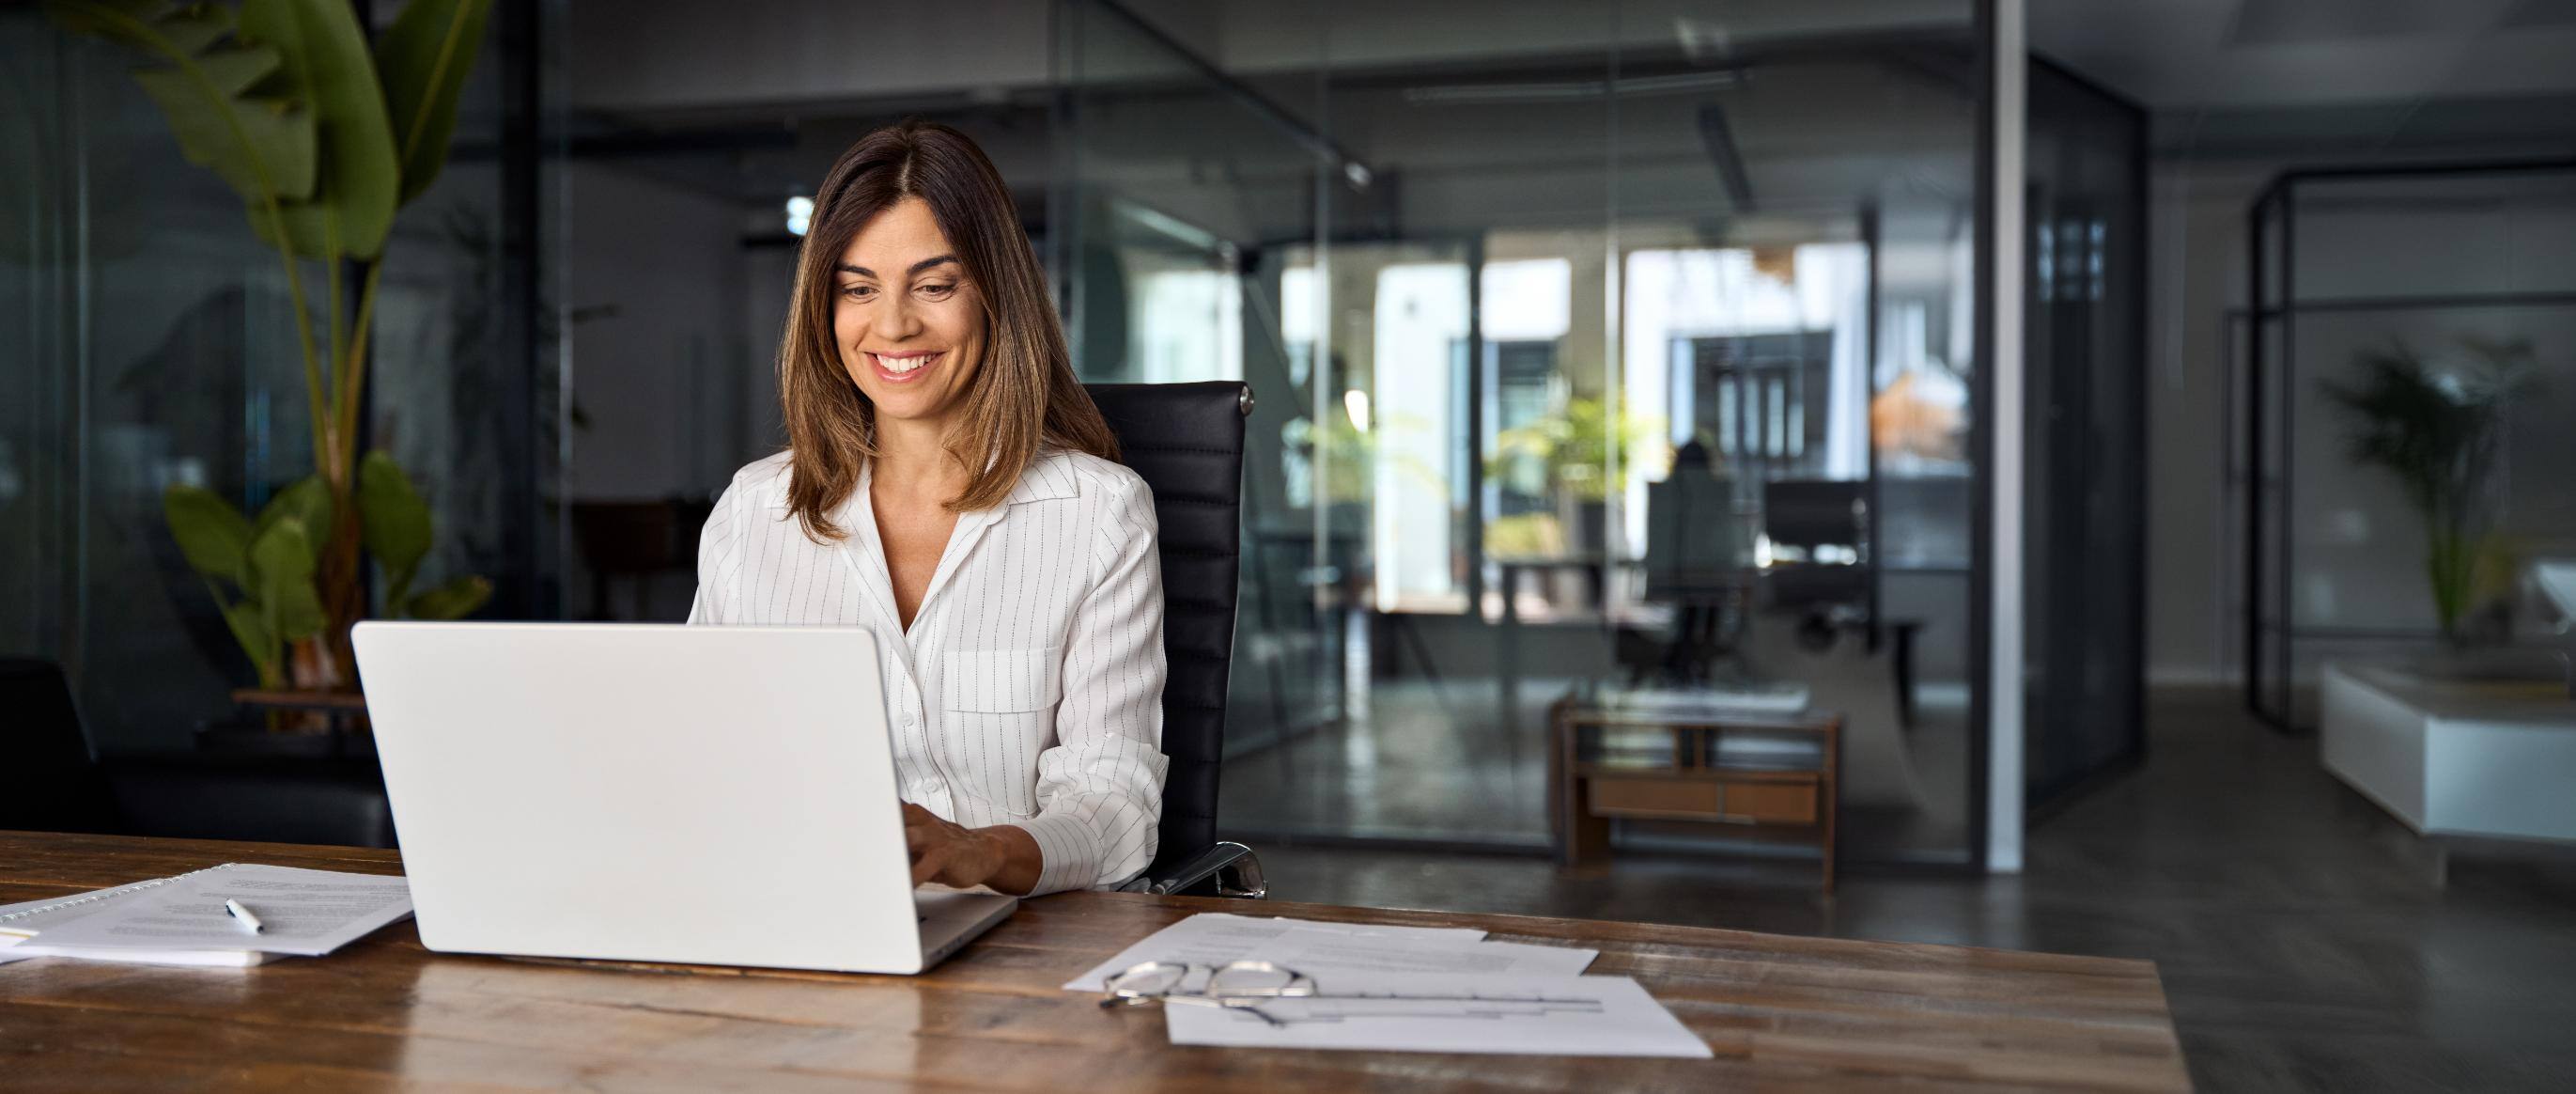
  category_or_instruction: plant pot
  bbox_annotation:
[1568,499,1610,555]
[194,721,377,760]
[228,688,373,744]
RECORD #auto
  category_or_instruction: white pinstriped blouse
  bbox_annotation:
[686,448,1169,895]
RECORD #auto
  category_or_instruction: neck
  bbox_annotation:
[872,414,967,495]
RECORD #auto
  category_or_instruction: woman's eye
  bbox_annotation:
[918,283,954,298]
[840,285,876,301]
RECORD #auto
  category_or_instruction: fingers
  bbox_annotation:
[897,804,992,888]
[905,805,959,885]
[910,844,948,886]
[903,803,949,855]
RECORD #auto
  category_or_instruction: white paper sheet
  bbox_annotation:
[1256,928,1597,978]
[13,864,411,958]
[1160,971,1713,1058]
[0,895,68,918]
[0,939,269,967]
[1063,913,1489,992]
[2,875,231,957]
[0,877,176,937]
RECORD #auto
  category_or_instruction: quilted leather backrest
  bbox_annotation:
[1082,382,1246,876]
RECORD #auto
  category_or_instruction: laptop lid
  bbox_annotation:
[354,621,933,974]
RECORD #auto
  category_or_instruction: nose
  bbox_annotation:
[883,289,926,340]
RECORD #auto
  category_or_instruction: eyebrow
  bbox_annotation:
[835,255,959,279]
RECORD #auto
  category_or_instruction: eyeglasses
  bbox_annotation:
[1097,960,1606,1029]
[1098,961,1317,1027]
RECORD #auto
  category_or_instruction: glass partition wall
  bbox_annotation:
[0,3,572,752]
[2023,61,2146,807]
[1062,0,1994,866]
[7,0,2134,875]
[2245,163,2576,729]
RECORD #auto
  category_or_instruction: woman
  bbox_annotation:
[688,121,1166,898]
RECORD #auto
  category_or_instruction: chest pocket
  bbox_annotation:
[938,648,1063,819]
[942,648,1063,712]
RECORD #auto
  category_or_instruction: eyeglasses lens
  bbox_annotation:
[1108,962,1188,998]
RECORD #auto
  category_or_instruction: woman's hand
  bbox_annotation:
[902,803,1042,895]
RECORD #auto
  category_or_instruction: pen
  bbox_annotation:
[224,899,264,934]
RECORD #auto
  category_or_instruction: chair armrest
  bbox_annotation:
[1133,841,1266,899]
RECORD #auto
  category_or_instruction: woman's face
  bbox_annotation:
[833,196,986,429]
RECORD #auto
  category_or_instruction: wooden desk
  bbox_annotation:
[1552,689,1842,891]
[0,833,2190,1091]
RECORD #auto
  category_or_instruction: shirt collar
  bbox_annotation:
[1001,449,1079,507]
[819,448,1076,526]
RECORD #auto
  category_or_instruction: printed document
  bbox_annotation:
[1065,913,1593,992]
[1161,970,1714,1057]
[8,864,411,959]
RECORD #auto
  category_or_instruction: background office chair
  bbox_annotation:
[1084,381,1265,898]
[0,658,396,846]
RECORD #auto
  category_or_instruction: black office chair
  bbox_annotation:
[0,657,397,847]
[1,658,120,835]
[1083,381,1265,899]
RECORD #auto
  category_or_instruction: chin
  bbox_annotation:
[852,381,947,422]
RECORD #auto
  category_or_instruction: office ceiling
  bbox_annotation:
[2030,0,2576,157]
[567,0,2573,233]
[2030,0,2576,107]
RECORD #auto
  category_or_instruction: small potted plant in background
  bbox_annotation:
[2321,336,2541,647]
[1488,396,1659,556]
[52,0,497,728]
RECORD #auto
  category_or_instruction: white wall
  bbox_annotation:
[2142,158,2270,684]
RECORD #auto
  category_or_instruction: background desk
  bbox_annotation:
[0,833,2189,1091]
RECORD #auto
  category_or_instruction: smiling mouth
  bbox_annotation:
[868,351,943,382]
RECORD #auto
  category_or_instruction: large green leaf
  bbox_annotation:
[249,516,328,642]
[405,574,490,621]
[358,449,431,609]
[377,0,493,205]
[163,483,253,586]
[48,0,318,206]
[220,598,282,686]
[254,475,334,568]
[58,0,233,55]
[239,0,398,260]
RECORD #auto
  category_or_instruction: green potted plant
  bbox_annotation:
[2320,337,2539,643]
[52,0,497,708]
[1487,396,1658,555]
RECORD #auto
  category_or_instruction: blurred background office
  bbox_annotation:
[7,1,2575,1088]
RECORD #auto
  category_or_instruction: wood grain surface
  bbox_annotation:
[0,832,2190,1092]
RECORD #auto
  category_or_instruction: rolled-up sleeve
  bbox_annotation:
[1003,473,1168,894]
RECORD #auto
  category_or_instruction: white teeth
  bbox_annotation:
[876,352,937,374]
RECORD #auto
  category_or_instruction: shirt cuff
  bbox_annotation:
[1002,810,1109,896]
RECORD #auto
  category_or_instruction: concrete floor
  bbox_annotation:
[1222,676,1974,859]
[1240,690,2576,1093]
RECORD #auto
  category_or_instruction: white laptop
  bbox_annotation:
[351,621,1015,975]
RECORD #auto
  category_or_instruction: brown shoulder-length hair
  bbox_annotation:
[779,119,1118,541]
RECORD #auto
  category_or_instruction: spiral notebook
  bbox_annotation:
[0,863,413,968]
